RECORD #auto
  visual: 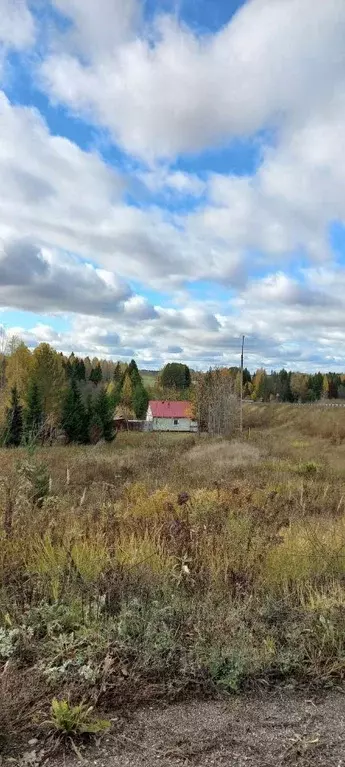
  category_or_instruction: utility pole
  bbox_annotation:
[240,335,245,434]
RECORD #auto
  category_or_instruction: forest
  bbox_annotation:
[0,333,344,447]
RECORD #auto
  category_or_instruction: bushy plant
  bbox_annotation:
[295,461,319,476]
[48,699,110,737]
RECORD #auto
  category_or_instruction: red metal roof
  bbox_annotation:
[148,400,192,419]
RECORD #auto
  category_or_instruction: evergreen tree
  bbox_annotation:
[76,358,86,381]
[113,361,126,400]
[25,379,44,437]
[113,361,122,384]
[328,372,341,399]
[61,379,88,443]
[308,372,324,400]
[276,369,293,402]
[128,359,141,386]
[66,355,86,382]
[94,388,115,442]
[88,412,104,444]
[4,385,23,447]
[65,357,72,379]
[160,363,191,390]
[84,356,92,379]
[132,381,149,418]
[66,352,75,379]
[90,363,103,385]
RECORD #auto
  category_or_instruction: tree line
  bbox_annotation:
[194,367,345,405]
[0,341,151,447]
[247,369,345,403]
[1,332,343,446]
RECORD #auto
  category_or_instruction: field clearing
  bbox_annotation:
[139,371,158,389]
[2,405,345,760]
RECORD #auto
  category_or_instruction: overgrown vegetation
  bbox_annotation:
[2,405,345,751]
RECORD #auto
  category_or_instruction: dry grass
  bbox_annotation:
[185,439,261,469]
[2,409,345,746]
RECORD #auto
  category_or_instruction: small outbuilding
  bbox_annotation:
[146,400,198,432]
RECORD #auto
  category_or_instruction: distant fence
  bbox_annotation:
[113,419,152,432]
[246,401,345,408]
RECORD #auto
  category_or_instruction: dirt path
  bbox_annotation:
[35,690,345,767]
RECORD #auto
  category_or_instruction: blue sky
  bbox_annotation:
[1,0,345,370]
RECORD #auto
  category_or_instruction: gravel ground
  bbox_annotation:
[12,689,345,767]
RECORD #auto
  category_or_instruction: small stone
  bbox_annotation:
[28,739,38,746]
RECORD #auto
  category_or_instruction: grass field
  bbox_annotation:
[139,370,158,389]
[2,403,345,750]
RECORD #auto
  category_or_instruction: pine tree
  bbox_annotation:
[76,358,86,381]
[66,355,86,382]
[113,362,125,401]
[308,372,323,400]
[90,363,103,385]
[66,352,75,379]
[25,379,44,437]
[277,369,293,402]
[113,362,122,384]
[61,379,88,443]
[94,388,115,442]
[128,359,141,386]
[4,385,23,447]
[84,356,92,379]
[132,382,149,418]
[88,412,104,444]
[160,363,191,390]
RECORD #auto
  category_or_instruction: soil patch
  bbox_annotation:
[16,689,345,767]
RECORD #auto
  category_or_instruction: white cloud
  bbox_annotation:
[0,0,35,50]
[189,91,345,268]
[140,168,206,197]
[6,263,345,371]
[0,0,35,81]
[33,0,345,289]
[41,0,345,161]
[239,272,336,308]
[0,91,247,288]
[0,237,136,317]
[51,0,140,55]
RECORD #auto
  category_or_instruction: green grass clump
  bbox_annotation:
[49,698,110,737]
[294,460,319,476]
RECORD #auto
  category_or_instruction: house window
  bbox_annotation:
[174,419,179,425]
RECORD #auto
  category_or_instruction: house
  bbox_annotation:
[146,400,198,432]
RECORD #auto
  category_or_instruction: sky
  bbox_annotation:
[1,0,345,371]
